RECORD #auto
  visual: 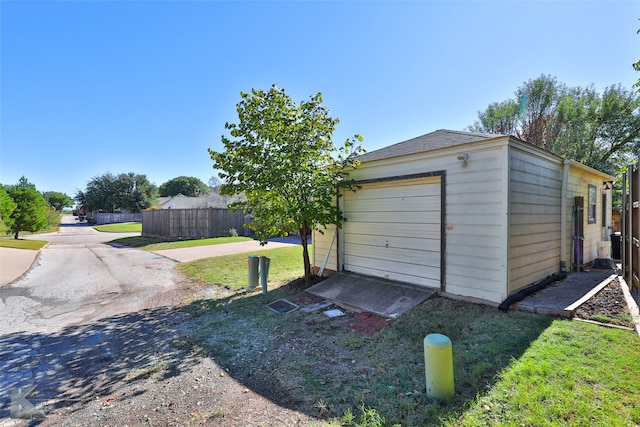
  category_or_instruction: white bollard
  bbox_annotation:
[424,333,454,400]
[259,256,270,294]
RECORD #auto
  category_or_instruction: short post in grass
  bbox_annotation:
[248,255,259,289]
[259,256,270,294]
[424,333,454,400]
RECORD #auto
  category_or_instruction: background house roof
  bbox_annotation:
[357,129,505,162]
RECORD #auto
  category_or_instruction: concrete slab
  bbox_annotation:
[513,268,616,316]
[307,272,437,318]
[0,248,39,287]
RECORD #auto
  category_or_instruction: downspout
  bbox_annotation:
[560,159,570,273]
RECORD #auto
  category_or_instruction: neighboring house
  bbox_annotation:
[312,129,615,305]
[157,193,240,209]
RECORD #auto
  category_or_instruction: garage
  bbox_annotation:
[341,175,443,289]
[314,130,615,304]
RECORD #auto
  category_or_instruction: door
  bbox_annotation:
[341,176,442,288]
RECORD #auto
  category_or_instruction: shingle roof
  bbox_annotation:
[358,129,505,162]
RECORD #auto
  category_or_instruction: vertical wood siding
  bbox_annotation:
[142,208,245,239]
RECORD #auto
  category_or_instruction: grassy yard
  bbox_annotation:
[94,222,142,233]
[177,245,305,290]
[0,238,48,250]
[174,246,640,426]
[112,235,252,250]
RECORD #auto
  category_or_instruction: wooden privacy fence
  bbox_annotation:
[92,212,143,225]
[142,208,246,239]
[621,158,640,304]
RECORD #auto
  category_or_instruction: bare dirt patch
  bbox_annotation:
[573,277,635,329]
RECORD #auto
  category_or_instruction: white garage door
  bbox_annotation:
[342,176,442,288]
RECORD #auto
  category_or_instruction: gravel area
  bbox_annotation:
[574,277,636,329]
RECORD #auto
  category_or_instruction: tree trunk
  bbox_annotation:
[299,222,311,285]
[14,230,20,239]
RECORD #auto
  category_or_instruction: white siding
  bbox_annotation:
[313,224,338,274]
[346,137,511,303]
[565,165,613,264]
[312,134,614,305]
[507,147,563,293]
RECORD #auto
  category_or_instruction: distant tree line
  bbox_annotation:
[468,74,640,178]
[74,173,213,213]
[0,177,70,239]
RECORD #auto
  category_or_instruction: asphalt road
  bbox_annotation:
[0,216,188,335]
[0,216,194,422]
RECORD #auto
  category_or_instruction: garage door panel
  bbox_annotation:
[346,196,440,213]
[343,234,440,252]
[345,255,441,282]
[343,177,441,288]
[344,243,441,266]
[348,184,437,198]
[345,222,441,238]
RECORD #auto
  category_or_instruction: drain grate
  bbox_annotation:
[266,299,299,314]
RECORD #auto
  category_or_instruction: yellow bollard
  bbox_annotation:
[424,333,454,400]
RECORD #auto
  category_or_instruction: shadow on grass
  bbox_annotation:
[0,280,554,426]
[177,280,555,425]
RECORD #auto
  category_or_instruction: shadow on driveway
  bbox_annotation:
[0,306,192,420]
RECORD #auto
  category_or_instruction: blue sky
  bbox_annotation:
[1,1,638,200]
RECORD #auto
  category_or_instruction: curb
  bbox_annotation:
[618,277,640,338]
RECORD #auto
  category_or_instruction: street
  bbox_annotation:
[0,216,188,335]
[0,217,194,422]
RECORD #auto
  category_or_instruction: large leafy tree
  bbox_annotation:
[43,191,73,211]
[159,176,209,197]
[0,186,17,228]
[469,75,640,176]
[209,85,364,283]
[76,172,158,213]
[6,177,48,239]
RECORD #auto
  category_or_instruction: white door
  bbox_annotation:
[342,176,442,288]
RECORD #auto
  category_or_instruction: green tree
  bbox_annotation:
[6,177,48,239]
[469,75,640,176]
[0,186,17,232]
[159,176,209,197]
[76,172,158,213]
[43,191,73,211]
[209,85,364,283]
[469,74,566,149]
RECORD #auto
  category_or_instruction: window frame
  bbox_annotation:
[588,184,597,224]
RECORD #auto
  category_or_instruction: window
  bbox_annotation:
[588,184,597,224]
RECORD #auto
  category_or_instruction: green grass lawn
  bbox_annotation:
[0,238,48,250]
[451,320,640,426]
[111,235,252,250]
[177,245,305,290]
[94,222,142,233]
[174,246,640,426]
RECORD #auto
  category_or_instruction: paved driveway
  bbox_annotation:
[0,218,188,335]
